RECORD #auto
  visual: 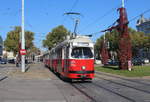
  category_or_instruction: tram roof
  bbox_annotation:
[62,35,92,44]
[50,35,93,51]
[70,36,92,43]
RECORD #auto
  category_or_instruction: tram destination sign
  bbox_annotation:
[77,42,89,46]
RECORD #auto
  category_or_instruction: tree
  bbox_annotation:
[94,29,119,59]
[43,25,69,50]
[0,35,3,56]
[25,31,34,50]
[94,36,103,59]
[28,46,40,55]
[95,28,149,59]
[4,26,34,55]
[129,28,148,56]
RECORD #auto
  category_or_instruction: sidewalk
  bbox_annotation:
[0,78,66,102]
[0,63,90,102]
[0,63,66,102]
[0,64,15,82]
[9,63,57,80]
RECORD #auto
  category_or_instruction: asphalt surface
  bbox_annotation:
[0,63,150,102]
[0,63,91,102]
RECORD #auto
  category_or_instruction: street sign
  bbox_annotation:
[20,49,26,55]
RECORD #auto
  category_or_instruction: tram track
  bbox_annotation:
[96,71,150,86]
[69,71,150,102]
[96,71,150,93]
[71,81,136,102]
[71,82,98,102]
[90,82,136,102]
[92,72,150,102]
[95,75,150,94]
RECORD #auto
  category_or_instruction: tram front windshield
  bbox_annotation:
[71,47,93,59]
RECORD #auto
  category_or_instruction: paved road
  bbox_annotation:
[0,63,91,102]
[72,71,150,102]
[0,63,150,102]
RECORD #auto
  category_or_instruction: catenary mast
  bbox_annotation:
[118,0,132,70]
[101,0,132,70]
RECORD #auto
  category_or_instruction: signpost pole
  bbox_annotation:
[21,0,25,72]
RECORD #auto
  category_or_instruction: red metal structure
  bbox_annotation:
[102,5,132,70]
[43,35,94,81]
[100,40,109,65]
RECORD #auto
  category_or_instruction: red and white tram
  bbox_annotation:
[43,35,94,80]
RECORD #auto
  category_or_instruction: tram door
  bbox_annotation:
[62,47,65,73]
[63,46,69,74]
[57,48,63,73]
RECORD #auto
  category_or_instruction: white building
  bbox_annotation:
[136,15,150,34]
[136,15,150,60]
[3,50,15,59]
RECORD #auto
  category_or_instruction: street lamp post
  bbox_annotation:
[21,0,25,72]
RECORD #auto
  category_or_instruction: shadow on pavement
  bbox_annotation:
[0,76,8,82]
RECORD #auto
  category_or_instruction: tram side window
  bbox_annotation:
[71,47,93,58]
[56,49,62,59]
[66,46,69,58]
[59,49,62,59]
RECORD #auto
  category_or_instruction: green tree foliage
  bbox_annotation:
[128,28,149,56]
[25,31,34,49]
[105,30,119,51]
[43,25,69,50]
[0,35,3,56]
[4,26,34,55]
[94,36,103,59]
[95,28,149,58]
[94,29,119,58]
[25,46,41,58]
[29,46,40,55]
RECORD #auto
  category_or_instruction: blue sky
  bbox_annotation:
[0,0,150,49]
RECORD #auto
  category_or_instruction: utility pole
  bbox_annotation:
[74,19,79,37]
[21,0,25,72]
[122,0,125,8]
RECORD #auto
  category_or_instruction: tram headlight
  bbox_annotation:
[82,66,86,70]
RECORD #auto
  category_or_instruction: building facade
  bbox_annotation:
[136,15,150,60]
[136,15,150,34]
